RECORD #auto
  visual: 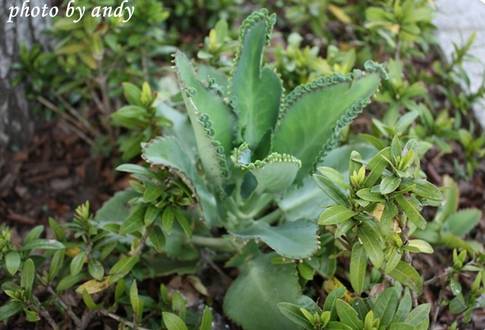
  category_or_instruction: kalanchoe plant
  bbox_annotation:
[132,8,387,329]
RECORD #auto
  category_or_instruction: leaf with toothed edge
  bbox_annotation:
[142,137,219,227]
[231,219,319,259]
[232,143,302,193]
[175,51,231,188]
[272,62,387,182]
[230,9,283,149]
[174,51,233,154]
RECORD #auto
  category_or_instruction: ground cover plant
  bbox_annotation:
[1,1,484,329]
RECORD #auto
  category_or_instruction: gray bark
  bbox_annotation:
[0,0,51,151]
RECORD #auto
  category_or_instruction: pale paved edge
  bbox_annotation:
[434,0,485,129]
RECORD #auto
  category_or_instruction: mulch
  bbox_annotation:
[0,120,121,232]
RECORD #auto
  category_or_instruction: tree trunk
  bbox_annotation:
[0,0,51,152]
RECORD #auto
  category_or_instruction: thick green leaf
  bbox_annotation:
[336,299,363,329]
[163,312,188,330]
[372,288,398,328]
[232,220,318,259]
[319,205,356,226]
[95,189,137,223]
[272,63,386,180]
[234,145,301,193]
[349,243,367,294]
[357,221,384,268]
[279,144,376,222]
[5,251,21,276]
[142,137,219,226]
[230,9,281,149]
[388,261,423,294]
[224,253,301,330]
[183,103,226,185]
[120,205,145,235]
[174,51,232,154]
[444,209,481,237]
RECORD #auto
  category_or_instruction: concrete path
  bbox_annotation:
[434,0,485,128]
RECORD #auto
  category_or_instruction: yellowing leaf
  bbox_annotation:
[328,4,352,24]
[76,277,111,295]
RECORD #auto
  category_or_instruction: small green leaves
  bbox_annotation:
[349,243,367,294]
[88,259,104,281]
[5,251,21,276]
[395,195,427,229]
[319,205,356,225]
[314,170,349,206]
[380,176,401,194]
[198,306,213,330]
[49,250,65,281]
[372,288,398,328]
[358,221,384,268]
[109,255,139,284]
[163,312,188,330]
[336,299,363,329]
[130,280,143,322]
[405,304,431,329]
[71,252,86,276]
[21,259,35,297]
[406,239,433,254]
[0,301,23,321]
[21,239,65,251]
[388,261,423,294]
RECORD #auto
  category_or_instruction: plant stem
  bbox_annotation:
[257,209,283,224]
[424,267,452,285]
[37,274,82,328]
[191,235,237,252]
[99,310,150,330]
